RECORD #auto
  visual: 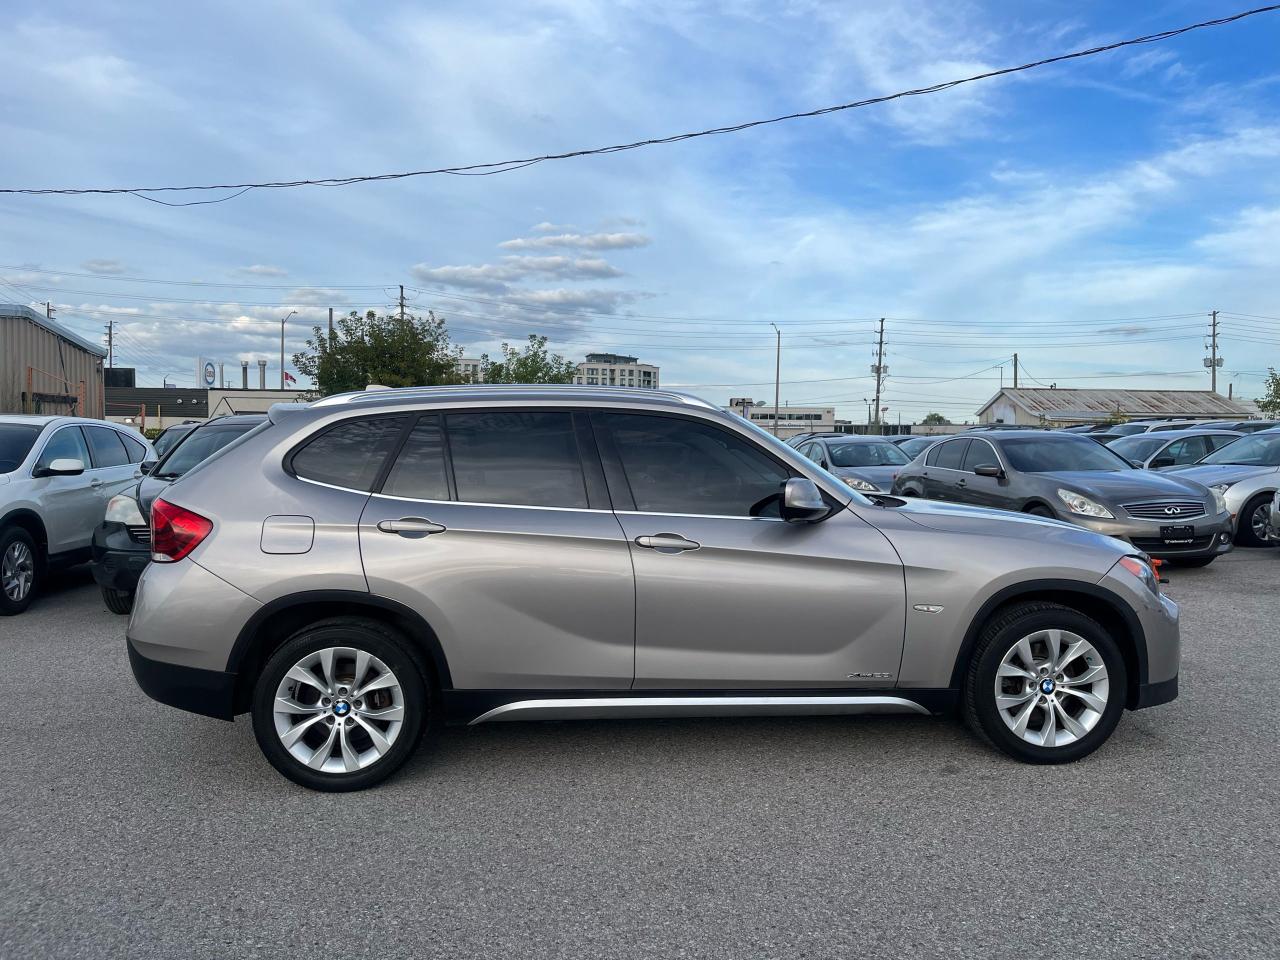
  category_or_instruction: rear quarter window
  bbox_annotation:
[290,416,408,491]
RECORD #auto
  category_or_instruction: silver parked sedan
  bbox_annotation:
[793,434,911,492]
[1106,429,1242,470]
[126,386,1179,790]
[1168,431,1280,547]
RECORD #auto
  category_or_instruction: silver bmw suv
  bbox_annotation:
[127,386,1180,790]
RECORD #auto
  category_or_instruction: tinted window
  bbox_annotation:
[153,426,193,457]
[961,439,999,472]
[829,441,909,468]
[1107,435,1166,460]
[1159,436,1208,464]
[381,416,450,501]
[606,413,790,517]
[292,416,407,491]
[120,433,148,462]
[0,424,41,473]
[999,436,1132,472]
[84,426,130,468]
[932,439,969,470]
[447,411,586,508]
[37,426,90,470]
[154,422,264,479]
[897,436,936,458]
[1200,433,1280,466]
[1206,434,1240,451]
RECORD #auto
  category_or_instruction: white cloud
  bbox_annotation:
[81,259,126,275]
[237,264,289,277]
[498,232,651,251]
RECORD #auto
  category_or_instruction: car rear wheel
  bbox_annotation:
[100,586,134,615]
[1235,493,1272,548]
[252,618,429,791]
[0,527,39,616]
[963,602,1127,764]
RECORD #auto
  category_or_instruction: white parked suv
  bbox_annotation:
[0,415,152,614]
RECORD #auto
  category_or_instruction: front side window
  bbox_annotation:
[1160,436,1208,464]
[447,411,587,508]
[381,416,450,501]
[960,439,1000,472]
[84,426,130,468]
[606,413,790,517]
[931,439,969,470]
[36,427,90,471]
[292,416,407,491]
[0,424,42,473]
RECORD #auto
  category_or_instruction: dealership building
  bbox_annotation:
[0,303,107,416]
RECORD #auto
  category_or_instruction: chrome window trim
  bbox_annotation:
[369,491,613,514]
[614,509,786,522]
[469,695,930,725]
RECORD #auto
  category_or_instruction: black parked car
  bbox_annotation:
[890,430,1233,565]
[91,415,266,613]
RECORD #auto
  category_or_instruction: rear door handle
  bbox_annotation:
[376,517,446,537]
[89,479,103,488]
[635,533,701,553]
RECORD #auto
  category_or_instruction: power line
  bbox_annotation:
[4,5,1277,201]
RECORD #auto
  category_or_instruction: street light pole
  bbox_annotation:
[770,323,781,437]
[279,310,297,389]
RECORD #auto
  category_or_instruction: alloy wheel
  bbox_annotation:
[1251,502,1270,541]
[2,541,34,603]
[993,628,1109,748]
[272,646,406,774]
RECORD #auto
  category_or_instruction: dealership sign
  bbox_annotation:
[196,357,218,388]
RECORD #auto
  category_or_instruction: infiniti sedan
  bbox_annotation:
[1167,431,1280,547]
[891,431,1232,565]
[794,435,910,492]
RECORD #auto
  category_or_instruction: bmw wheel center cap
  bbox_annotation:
[1040,678,1056,695]
[333,700,351,716]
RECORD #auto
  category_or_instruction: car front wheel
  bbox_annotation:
[252,618,429,791]
[0,527,39,616]
[1235,493,1272,548]
[963,601,1127,764]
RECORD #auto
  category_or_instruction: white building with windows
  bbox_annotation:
[574,353,659,389]
[458,357,484,382]
[727,398,836,438]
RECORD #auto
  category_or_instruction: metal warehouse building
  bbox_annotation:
[1,303,106,416]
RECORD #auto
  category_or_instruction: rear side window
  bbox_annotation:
[930,439,969,469]
[119,433,148,463]
[381,416,450,501]
[84,426,130,468]
[446,411,587,508]
[605,413,790,517]
[292,416,407,491]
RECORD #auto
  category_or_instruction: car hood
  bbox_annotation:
[1166,463,1279,487]
[1043,470,1210,502]
[832,465,900,489]
[891,497,1129,554]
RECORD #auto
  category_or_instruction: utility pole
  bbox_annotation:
[770,323,781,436]
[1208,310,1219,393]
[872,318,886,428]
[399,285,407,323]
[1012,352,1018,389]
[105,321,114,368]
[45,301,54,320]
[328,307,335,344]
[279,310,297,389]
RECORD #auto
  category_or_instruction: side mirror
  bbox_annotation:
[36,458,85,477]
[973,463,1003,478]
[140,460,157,475]
[782,477,828,522]
[1149,456,1174,470]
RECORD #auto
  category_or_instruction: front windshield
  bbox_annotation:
[734,417,867,505]
[829,441,910,467]
[152,423,260,478]
[897,436,936,458]
[1107,435,1167,460]
[0,424,42,473]
[153,426,193,457]
[1199,433,1280,467]
[1108,423,1150,436]
[999,436,1133,473]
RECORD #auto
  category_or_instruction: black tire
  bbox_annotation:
[252,618,429,792]
[0,526,40,616]
[1235,493,1272,548]
[1025,505,1055,518]
[962,601,1127,764]
[100,586,135,615]
[1166,556,1215,568]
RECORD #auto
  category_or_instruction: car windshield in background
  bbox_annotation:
[1107,435,1168,460]
[999,436,1132,473]
[152,424,260,479]
[153,426,194,457]
[0,424,42,473]
[1199,433,1280,467]
[896,436,936,458]
[829,441,910,467]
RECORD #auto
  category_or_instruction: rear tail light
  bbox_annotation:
[151,498,213,563]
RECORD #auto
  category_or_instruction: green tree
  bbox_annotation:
[292,310,463,396]
[921,412,950,425]
[478,334,577,384]
[1257,367,1280,417]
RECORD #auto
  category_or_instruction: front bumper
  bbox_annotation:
[1070,509,1233,560]
[90,522,150,593]
[127,636,236,721]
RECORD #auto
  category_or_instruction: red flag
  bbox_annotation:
[284,371,297,384]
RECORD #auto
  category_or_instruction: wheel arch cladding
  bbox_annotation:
[950,580,1146,709]
[228,591,452,715]
[1,509,48,552]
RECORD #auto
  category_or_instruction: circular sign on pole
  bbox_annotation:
[202,361,216,387]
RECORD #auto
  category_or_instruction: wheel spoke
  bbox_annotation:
[1041,629,1062,669]
[285,664,328,694]
[338,723,361,772]
[354,716,392,754]
[1060,686,1106,712]
[352,649,371,692]
[1054,639,1087,673]
[998,662,1035,681]
[279,713,328,748]
[354,671,399,699]
[306,723,339,769]
[1014,637,1038,673]
[1061,663,1107,686]
[1011,698,1038,737]
[1052,699,1087,740]
[1039,700,1057,746]
[359,704,404,722]
[317,648,337,691]
[275,696,324,716]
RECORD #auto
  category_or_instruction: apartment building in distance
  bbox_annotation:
[574,353,659,389]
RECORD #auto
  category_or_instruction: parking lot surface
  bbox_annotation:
[2,552,1277,959]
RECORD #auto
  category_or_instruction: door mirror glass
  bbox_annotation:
[973,463,1003,478]
[139,460,157,475]
[42,457,85,477]
[781,477,828,522]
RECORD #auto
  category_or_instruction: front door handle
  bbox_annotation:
[635,533,701,553]
[956,479,967,487]
[89,479,104,488]
[376,517,446,537]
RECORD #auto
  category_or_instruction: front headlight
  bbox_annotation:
[1209,484,1229,515]
[846,477,878,492]
[104,493,145,526]
[1056,488,1114,518]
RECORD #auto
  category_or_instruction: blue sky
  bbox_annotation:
[2,0,1279,422]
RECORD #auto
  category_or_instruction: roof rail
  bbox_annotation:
[309,383,718,411]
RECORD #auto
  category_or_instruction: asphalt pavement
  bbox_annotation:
[2,551,1277,959]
